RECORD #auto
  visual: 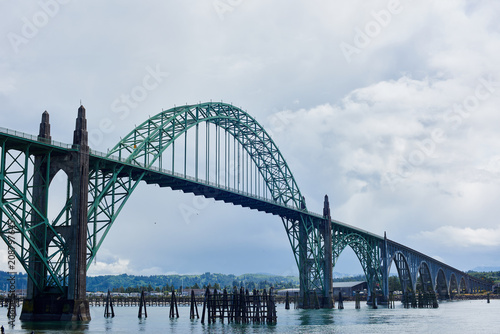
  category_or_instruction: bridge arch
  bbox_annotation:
[87,102,306,268]
[415,261,434,294]
[435,268,448,299]
[459,276,468,293]
[449,273,458,296]
[389,251,413,294]
[333,231,382,295]
[107,102,304,209]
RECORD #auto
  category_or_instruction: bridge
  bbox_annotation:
[0,103,492,321]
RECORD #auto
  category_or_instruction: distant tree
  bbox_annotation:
[388,276,401,292]
[192,283,200,289]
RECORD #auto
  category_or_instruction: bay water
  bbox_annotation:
[1,299,498,333]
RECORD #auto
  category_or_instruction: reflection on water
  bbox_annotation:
[299,309,334,327]
[21,320,89,333]
[1,300,499,333]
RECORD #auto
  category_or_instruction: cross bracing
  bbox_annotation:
[0,104,494,313]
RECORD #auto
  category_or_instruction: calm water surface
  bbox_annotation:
[1,300,498,333]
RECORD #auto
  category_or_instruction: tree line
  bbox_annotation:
[86,272,299,292]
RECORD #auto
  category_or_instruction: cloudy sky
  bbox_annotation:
[1,0,500,278]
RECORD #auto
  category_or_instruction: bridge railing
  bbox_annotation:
[91,149,387,237]
[0,126,74,150]
[89,149,312,216]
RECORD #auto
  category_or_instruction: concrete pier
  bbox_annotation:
[20,106,91,321]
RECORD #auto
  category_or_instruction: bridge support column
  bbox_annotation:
[20,106,91,321]
[298,210,309,308]
[382,232,389,303]
[297,196,333,309]
[321,195,333,308]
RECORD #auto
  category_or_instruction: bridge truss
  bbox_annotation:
[0,103,494,320]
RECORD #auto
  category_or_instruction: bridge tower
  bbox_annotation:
[20,106,91,321]
[296,195,334,309]
[321,195,334,308]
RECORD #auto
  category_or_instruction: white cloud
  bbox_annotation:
[87,258,131,276]
[415,226,500,248]
[1,1,500,276]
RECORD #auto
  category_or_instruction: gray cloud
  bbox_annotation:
[1,0,500,275]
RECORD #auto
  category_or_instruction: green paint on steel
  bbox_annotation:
[0,141,69,294]
[108,102,303,208]
[332,224,383,295]
[86,102,304,269]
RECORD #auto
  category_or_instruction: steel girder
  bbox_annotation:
[88,102,337,307]
[392,251,413,294]
[281,213,327,307]
[86,102,305,271]
[332,224,384,297]
[385,240,492,296]
[107,102,303,209]
[86,161,144,268]
[0,140,70,295]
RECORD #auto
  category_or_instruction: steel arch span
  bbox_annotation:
[333,227,383,298]
[86,102,334,307]
[0,103,495,320]
[86,102,306,266]
[109,102,303,208]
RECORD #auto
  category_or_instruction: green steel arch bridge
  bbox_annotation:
[0,103,492,321]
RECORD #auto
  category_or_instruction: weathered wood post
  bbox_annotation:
[190,290,199,319]
[169,289,179,318]
[104,290,114,318]
[337,292,344,309]
[138,290,147,318]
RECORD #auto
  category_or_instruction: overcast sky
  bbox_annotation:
[1,1,500,278]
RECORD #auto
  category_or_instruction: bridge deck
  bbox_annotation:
[0,128,383,239]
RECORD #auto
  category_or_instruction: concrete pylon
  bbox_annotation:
[65,105,91,320]
[20,106,91,321]
[322,195,334,308]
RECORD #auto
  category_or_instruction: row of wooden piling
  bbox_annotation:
[401,292,439,308]
[104,287,278,324]
[200,287,277,324]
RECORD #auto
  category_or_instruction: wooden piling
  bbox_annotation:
[200,286,277,324]
[201,287,209,324]
[285,291,290,310]
[104,290,115,318]
[355,291,361,309]
[169,289,179,318]
[138,290,147,318]
[267,287,277,324]
[7,293,16,320]
[190,290,199,319]
[337,292,344,309]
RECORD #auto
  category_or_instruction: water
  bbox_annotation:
[1,300,499,333]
